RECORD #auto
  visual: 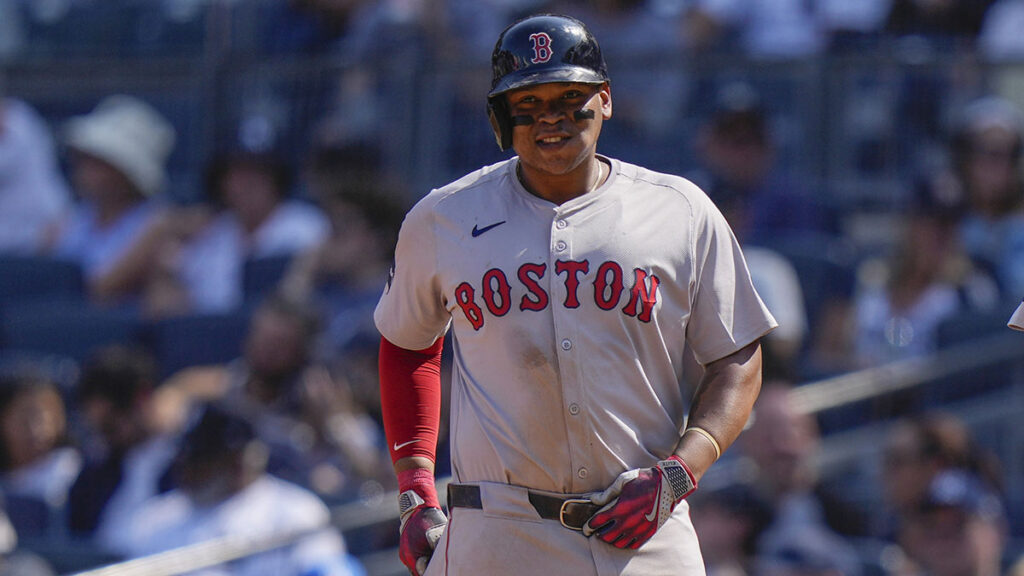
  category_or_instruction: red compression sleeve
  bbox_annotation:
[379,336,443,464]
[397,468,441,509]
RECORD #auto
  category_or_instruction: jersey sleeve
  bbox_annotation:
[686,194,778,366]
[374,196,452,350]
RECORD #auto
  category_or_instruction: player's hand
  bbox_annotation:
[582,456,697,549]
[398,490,447,575]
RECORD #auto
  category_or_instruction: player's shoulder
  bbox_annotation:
[614,158,715,207]
[405,158,516,218]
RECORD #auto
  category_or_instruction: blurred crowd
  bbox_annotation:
[1,0,1024,575]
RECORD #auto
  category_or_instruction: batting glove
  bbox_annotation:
[582,456,697,549]
[398,490,447,575]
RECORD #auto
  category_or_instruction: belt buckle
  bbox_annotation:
[559,498,592,531]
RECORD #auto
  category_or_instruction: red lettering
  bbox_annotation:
[529,32,553,64]
[482,268,512,316]
[455,282,484,330]
[593,261,624,310]
[555,260,589,309]
[518,263,548,311]
[622,268,660,322]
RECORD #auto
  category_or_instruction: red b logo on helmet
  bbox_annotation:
[529,33,553,64]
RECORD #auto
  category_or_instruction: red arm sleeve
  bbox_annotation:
[379,336,443,465]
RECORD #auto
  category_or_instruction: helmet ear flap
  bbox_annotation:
[488,97,513,151]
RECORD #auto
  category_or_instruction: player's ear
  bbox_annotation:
[599,82,612,120]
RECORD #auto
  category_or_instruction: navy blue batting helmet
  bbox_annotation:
[487,14,609,151]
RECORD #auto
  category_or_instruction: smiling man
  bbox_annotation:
[374,14,777,576]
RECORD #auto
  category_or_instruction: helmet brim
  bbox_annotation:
[488,66,608,98]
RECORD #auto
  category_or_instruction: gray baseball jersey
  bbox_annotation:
[375,155,776,574]
[1010,300,1024,331]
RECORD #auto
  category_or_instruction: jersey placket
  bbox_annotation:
[548,211,591,492]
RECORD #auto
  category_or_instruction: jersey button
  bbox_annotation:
[556,219,568,229]
[568,403,580,415]
[560,339,572,351]
[555,240,567,251]
[577,467,589,479]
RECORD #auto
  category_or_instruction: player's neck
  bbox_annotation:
[516,158,608,205]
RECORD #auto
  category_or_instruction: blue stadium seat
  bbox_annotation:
[143,310,251,379]
[242,254,293,303]
[0,301,142,364]
[0,255,85,306]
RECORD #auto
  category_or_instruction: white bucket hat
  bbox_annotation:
[1009,300,1024,331]
[63,95,176,197]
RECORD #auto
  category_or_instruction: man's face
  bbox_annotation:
[507,82,611,176]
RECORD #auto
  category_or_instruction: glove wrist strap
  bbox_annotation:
[659,456,697,502]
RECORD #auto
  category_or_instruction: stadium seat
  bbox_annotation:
[143,310,252,379]
[0,255,85,306]
[0,301,142,364]
[242,254,293,302]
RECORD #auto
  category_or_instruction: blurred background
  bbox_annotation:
[1,0,1024,575]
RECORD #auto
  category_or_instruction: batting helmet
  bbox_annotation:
[487,14,609,151]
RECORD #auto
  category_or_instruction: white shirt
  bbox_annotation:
[53,200,162,279]
[0,98,73,254]
[94,435,180,550]
[180,200,330,311]
[0,446,81,508]
[106,475,353,576]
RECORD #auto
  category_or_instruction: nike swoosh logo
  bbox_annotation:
[393,439,422,451]
[644,489,662,522]
[471,220,506,237]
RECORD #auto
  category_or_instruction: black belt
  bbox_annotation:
[447,483,600,531]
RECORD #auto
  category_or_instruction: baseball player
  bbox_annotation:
[375,13,777,576]
[1010,300,1024,331]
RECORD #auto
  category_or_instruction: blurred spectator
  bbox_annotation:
[281,140,406,354]
[689,482,774,576]
[155,294,390,504]
[0,500,57,575]
[689,82,818,378]
[103,403,363,576]
[0,0,25,57]
[978,0,1024,61]
[878,412,1005,540]
[817,0,892,51]
[0,503,56,576]
[896,470,1008,576]
[253,0,362,55]
[50,95,176,306]
[0,96,73,254]
[441,0,549,58]
[736,382,870,555]
[850,176,1000,367]
[741,247,808,381]
[67,346,180,548]
[147,150,330,317]
[0,552,55,576]
[883,0,994,44]
[947,96,1024,299]
[688,0,828,59]
[690,81,839,245]
[546,0,696,170]
[756,522,865,576]
[0,371,81,538]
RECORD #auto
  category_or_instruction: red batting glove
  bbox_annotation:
[397,469,447,575]
[582,456,697,549]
